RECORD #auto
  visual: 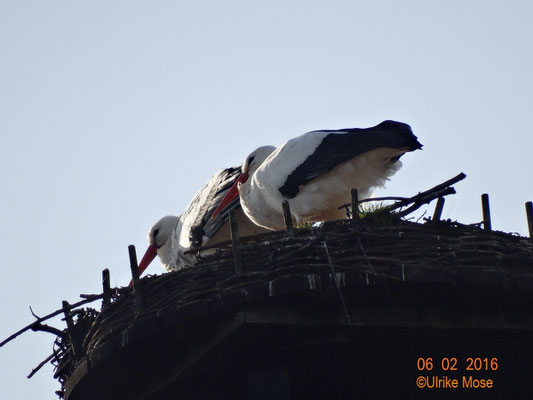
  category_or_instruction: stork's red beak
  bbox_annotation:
[211,172,249,219]
[129,244,157,287]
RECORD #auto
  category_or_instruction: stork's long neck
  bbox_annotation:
[237,146,280,230]
[238,174,281,230]
[156,216,181,271]
[237,178,256,226]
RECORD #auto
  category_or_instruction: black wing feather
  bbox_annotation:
[279,120,422,198]
[189,166,243,248]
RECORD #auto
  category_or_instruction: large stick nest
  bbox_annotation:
[52,217,533,393]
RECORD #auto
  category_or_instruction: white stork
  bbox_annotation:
[211,120,422,230]
[136,165,269,278]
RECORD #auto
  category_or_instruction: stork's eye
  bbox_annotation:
[153,229,160,239]
[245,155,256,170]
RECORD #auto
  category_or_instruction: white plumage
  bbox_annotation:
[214,120,422,231]
[241,147,405,229]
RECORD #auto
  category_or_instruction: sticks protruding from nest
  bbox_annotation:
[102,269,111,309]
[128,245,145,316]
[525,201,533,241]
[27,353,55,379]
[481,193,492,231]
[432,197,445,222]
[0,294,104,348]
[351,189,359,228]
[282,200,293,235]
[62,301,82,361]
[30,322,64,338]
[390,173,466,216]
[229,209,243,274]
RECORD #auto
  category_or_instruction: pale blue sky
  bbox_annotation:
[1,1,532,398]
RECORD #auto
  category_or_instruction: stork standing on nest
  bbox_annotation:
[211,120,422,230]
[136,165,269,278]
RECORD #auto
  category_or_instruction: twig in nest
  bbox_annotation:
[0,294,103,348]
[337,172,467,217]
[416,211,428,223]
[392,173,466,209]
[29,306,40,319]
[30,322,65,338]
[27,353,55,379]
[394,186,456,217]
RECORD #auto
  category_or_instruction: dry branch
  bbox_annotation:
[338,172,467,217]
[27,353,55,379]
[0,294,104,348]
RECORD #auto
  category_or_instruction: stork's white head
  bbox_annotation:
[210,146,275,220]
[147,215,179,248]
[242,146,276,175]
[135,215,180,282]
